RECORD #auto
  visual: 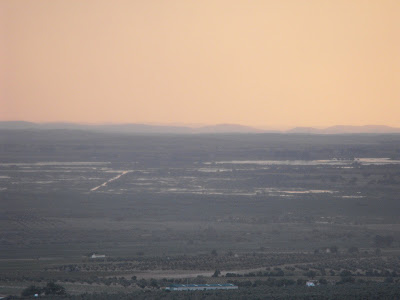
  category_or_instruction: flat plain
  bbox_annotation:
[1,130,400,298]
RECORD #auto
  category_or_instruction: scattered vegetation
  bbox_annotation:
[2,132,400,298]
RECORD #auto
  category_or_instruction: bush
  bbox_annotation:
[348,247,359,254]
[304,270,317,279]
[329,246,339,253]
[338,276,355,284]
[340,270,352,277]
[297,278,306,286]
[43,281,66,295]
[21,285,42,297]
[385,277,394,283]
[22,282,66,297]
[212,269,221,277]
[319,278,328,285]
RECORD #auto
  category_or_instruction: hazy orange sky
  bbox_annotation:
[1,0,399,128]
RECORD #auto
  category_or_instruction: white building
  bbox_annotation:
[306,280,318,287]
[91,254,106,259]
[166,283,238,291]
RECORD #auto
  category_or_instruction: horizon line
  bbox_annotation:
[1,120,400,131]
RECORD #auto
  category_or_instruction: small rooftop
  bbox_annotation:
[169,284,236,288]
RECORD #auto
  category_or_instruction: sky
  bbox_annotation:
[1,0,399,129]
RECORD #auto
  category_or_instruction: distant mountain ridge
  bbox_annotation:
[1,121,400,134]
[288,125,400,134]
[0,121,263,134]
[193,123,264,133]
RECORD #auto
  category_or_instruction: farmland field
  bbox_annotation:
[1,130,400,298]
